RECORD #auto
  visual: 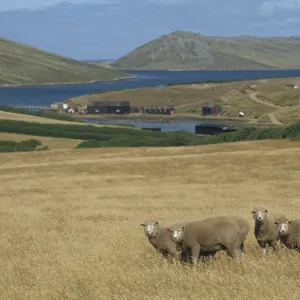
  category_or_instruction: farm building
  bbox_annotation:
[142,127,162,132]
[195,123,238,135]
[286,84,300,89]
[86,101,130,114]
[202,104,223,116]
[17,106,48,112]
[142,106,175,115]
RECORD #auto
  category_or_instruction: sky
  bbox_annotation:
[0,0,300,60]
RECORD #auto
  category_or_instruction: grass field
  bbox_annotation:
[1,140,300,299]
[0,110,130,129]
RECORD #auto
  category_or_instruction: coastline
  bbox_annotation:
[74,113,248,123]
[115,67,300,72]
[0,75,136,89]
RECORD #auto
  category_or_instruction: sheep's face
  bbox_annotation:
[140,220,159,237]
[251,208,268,222]
[167,226,185,243]
[275,219,291,236]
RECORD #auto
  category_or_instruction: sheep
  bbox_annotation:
[140,220,182,263]
[274,217,300,252]
[231,216,250,255]
[251,207,286,254]
[166,216,246,265]
[140,220,216,264]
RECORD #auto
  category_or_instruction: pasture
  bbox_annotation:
[0,140,300,299]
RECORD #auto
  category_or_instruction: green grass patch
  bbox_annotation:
[0,138,48,153]
[0,119,300,149]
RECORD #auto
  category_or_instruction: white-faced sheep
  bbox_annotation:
[251,207,286,254]
[140,220,181,263]
[166,216,246,265]
[274,217,300,252]
[140,220,216,263]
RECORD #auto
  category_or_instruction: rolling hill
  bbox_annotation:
[111,30,300,70]
[0,38,131,86]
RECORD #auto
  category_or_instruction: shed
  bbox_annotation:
[86,100,130,114]
[202,104,223,116]
[195,123,238,135]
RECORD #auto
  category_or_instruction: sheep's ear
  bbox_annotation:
[251,210,255,214]
[181,226,185,231]
[264,209,268,213]
[274,221,278,225]
[140,223,146,227]
[288,221,292,224]
[166,228,171,232]
[155,221,158,225]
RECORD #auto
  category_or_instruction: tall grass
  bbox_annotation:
[0,140,300,299]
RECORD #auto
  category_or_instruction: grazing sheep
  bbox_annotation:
[275,217,300,251]
[140,220,216,264]
[251,207,286,254]
[166,216,245,265]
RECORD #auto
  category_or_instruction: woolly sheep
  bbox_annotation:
[166,216,246,265]
[231,216,250,255]
[274,217,300,251]
[251,207,286,254]
[140,220,215,263]
[140,220,182,263]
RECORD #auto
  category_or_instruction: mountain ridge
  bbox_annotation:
[112,30,300,70]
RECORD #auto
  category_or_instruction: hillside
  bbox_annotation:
[0,38,131,86]
[112,30,300,70]
[0,140,300,299]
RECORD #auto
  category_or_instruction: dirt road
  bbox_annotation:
[248,92,285,126]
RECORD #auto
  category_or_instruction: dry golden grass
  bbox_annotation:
[0,133,81,150]
[0,111,129,129]
[1,140,300,299]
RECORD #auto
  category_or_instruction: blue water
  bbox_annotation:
[82,118,231,134]
[1,69,300,107]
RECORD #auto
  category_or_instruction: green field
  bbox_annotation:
[0,38,132,86]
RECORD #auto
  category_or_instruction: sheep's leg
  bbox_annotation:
[190,244,201,265]
[167,247,180,264]
[180,250,191,264]
[225,243,243,259]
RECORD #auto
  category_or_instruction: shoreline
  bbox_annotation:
[74,113,247,123]
[0,75,136,89]
[116,67,300,72]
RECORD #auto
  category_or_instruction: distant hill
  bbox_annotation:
[0,38,130,86]
[112,31,300,70]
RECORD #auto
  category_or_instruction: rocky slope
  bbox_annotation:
[112,31,300,70]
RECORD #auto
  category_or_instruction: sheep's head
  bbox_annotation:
[140,220,159,237]
[167,225,185,243]
[251,207,268,222]
[274,218,291,237]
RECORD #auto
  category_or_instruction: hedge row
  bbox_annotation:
[0,119,300,149]
[0,105,81,123]
[0,139,48,153]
